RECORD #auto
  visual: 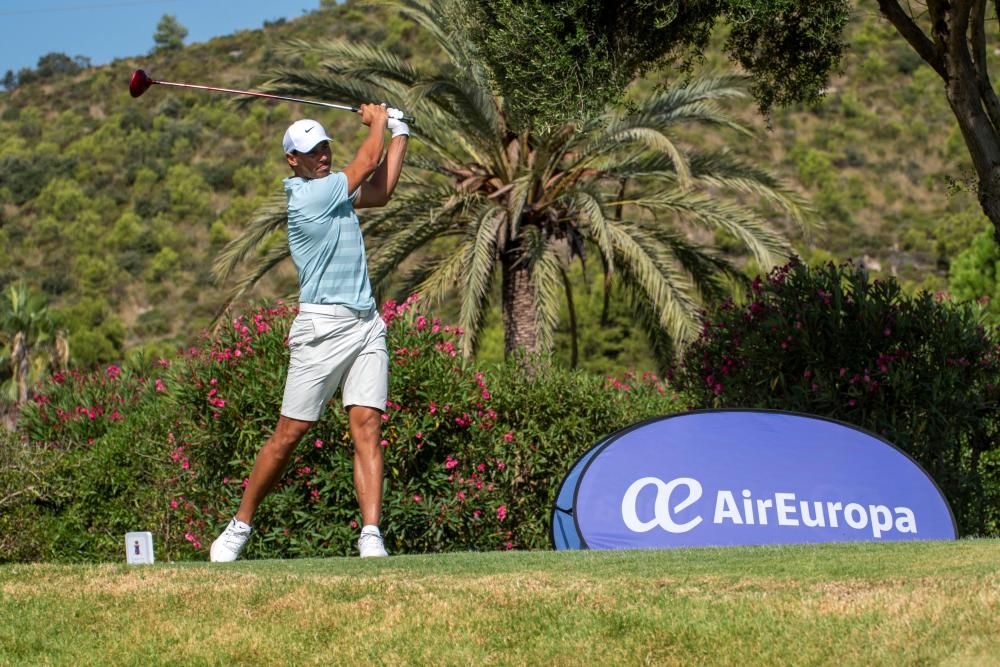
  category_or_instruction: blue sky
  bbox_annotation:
[0,1,319,75]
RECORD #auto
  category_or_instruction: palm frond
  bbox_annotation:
[261,69,409,116]
[367,195,471,286]
[214,240,293,324]
[615,191,793,269]
[644,75,750,113]
[571,187,615,274]
[282,39,420,87]
[414,239,474,305]
[458,205,504,357]
[212,196,287,284]
[603,221,702,343]
[368,0,483,76]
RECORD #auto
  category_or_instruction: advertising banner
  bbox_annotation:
[551,410,956,550]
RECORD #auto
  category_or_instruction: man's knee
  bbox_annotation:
[270,416,314,452]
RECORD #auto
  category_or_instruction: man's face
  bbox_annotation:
[287,140,332,180]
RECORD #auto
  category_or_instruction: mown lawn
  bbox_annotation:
[1,540,998,666]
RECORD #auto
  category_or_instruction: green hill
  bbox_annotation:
[0,2,991,374]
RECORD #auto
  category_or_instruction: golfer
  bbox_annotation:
[211,103,408,561]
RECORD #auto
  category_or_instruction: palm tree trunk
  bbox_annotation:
[12,332,28,404]
[501,243,538,357]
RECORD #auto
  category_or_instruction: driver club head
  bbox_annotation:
[129,69,153,98]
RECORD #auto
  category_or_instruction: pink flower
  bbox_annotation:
[315,439,324,448]
[380,439,389,448]
[350,520,358,529]
[429,402,437,415]
[505,542,513,550]
[170,499,178,510]
[105,365,121,379]
[497,504,507,521]
[503,432,514,442]
[155,378,166,393]
[413,494,422,502]
[445,456,459,470]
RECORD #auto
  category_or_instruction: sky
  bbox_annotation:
[0,0,321,76]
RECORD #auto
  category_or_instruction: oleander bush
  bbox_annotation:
[3,298,681,563]
[674,260,1000,535]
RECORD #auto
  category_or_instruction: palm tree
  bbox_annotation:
[214,0,808,360]
[0,284,65,403]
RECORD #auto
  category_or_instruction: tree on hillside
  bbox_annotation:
[0,285,67,404]
[153,14,188,52]
[214,0,807,360]
[461,0,852,130]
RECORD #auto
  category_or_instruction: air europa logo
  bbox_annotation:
[553,410,956,550]
[621,476,918,539]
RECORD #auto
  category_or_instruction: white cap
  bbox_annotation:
[282,119,332,154]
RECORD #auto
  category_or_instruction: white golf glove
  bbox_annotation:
[386,107,410,138]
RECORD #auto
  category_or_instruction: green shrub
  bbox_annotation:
[6,298,681,562]
[674,260,1000,535]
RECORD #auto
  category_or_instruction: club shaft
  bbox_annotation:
[153,80,415,123]
[154,80,356,112]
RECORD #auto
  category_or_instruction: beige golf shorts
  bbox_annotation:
[280,303,388,421]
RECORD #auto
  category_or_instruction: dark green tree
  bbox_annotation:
[460,0,852,130]
[153,14,188,52]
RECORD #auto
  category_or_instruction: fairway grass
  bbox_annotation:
[1,540,998,666]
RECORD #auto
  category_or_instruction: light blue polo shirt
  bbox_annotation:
[283,171,375,310]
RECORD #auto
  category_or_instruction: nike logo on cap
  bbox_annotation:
[304,126,314,133]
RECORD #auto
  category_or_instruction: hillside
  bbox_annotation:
[0,2,991,375]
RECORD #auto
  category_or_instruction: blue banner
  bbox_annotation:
[554,410,956,550]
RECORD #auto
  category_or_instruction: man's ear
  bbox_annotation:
[285,153,298,169]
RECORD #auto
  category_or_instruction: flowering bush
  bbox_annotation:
[6,297,681,562]
[674,260,1000,535]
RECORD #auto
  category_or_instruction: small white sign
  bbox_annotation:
[125,532,155,565]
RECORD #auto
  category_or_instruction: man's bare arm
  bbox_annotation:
[355,135,408,209]
[343,104,388,194]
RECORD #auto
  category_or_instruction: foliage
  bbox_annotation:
[674,260,1000,535]
[949,227,1000,326]
[461,0,851,129]
[0,0,994,389]
[220,1,808,360]
[4,299,681,562]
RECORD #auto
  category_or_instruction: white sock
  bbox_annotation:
[361,524,380,536]
[232,518,252,531]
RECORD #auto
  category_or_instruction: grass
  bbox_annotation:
[1,540,999,666]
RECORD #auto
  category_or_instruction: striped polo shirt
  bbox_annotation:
[283,171,375,310]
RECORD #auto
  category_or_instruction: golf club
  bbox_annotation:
[128,69,415,123]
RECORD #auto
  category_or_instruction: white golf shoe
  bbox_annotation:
[357,526,388,558]
[210,518,252,562]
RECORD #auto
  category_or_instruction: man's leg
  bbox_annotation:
[236,415,315,523]
[348,405,384,527]
[210,415,314,562]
